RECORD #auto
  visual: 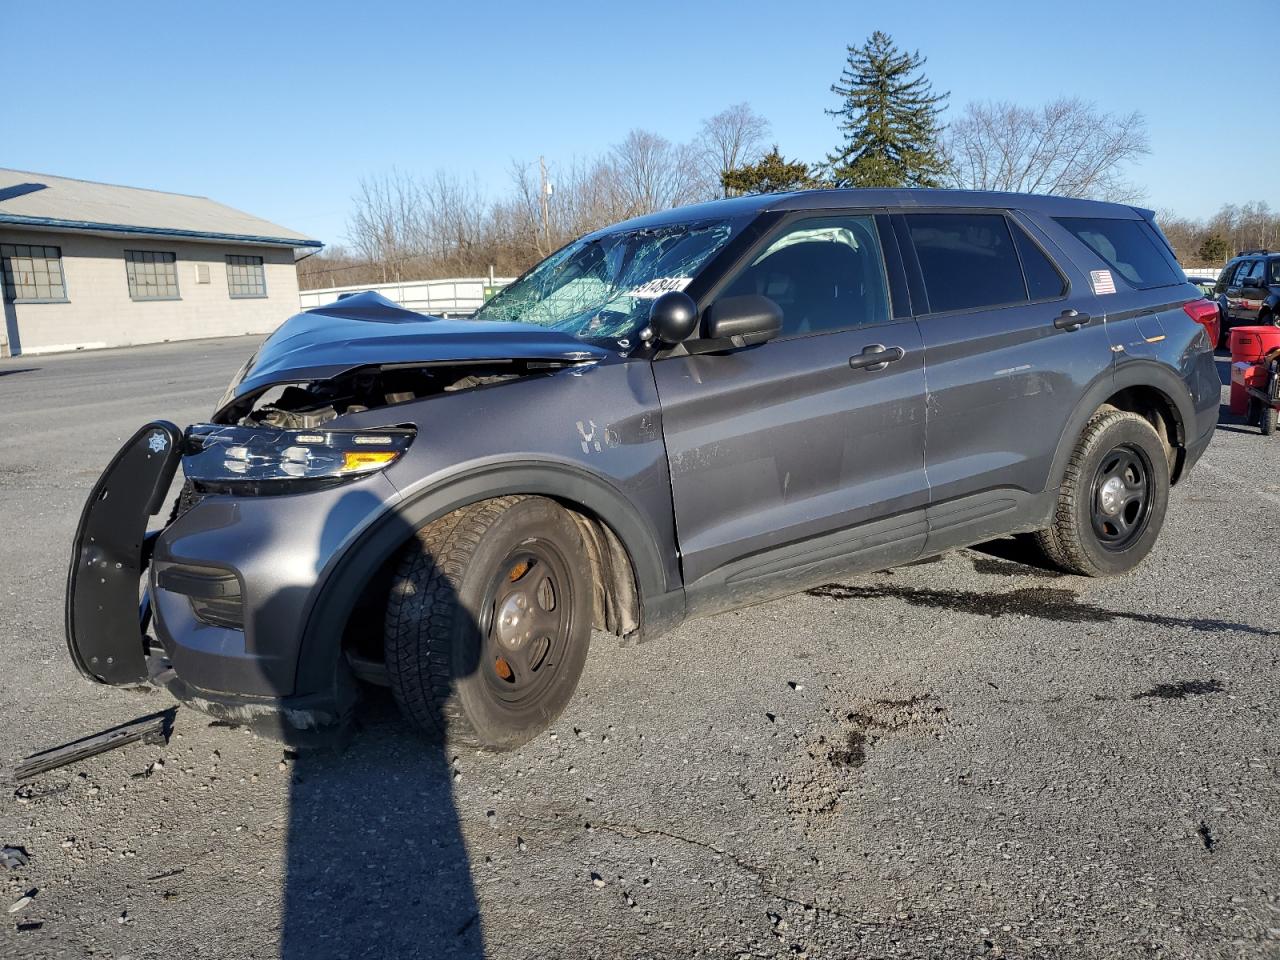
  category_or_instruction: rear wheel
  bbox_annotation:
[1033,410,1170,577]
[384,496,592,750]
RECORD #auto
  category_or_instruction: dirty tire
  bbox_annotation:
[1033,410,1170,577]
[384,496,592,751]
[1261,400,1277,437]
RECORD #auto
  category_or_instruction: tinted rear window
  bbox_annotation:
[1054,217,1181,289]
[906,213,1027,313]
[1011,225,1067,300]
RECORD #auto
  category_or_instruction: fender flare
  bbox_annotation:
[292,460,681,696]
[1262,293,1280,321]
[1046,361,1195,498]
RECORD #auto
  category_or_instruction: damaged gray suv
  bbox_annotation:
[66,189,1221,749]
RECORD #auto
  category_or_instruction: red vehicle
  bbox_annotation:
[1229,326,1280,435]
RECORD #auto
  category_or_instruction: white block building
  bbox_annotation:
[0,169,321,356]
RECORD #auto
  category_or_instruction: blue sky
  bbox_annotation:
[5,0,1268,248]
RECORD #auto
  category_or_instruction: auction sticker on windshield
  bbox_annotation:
[627,277,692,299]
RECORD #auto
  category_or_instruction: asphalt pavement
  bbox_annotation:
[1,336,1277,959]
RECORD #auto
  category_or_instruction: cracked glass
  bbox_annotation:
[474,219,745,344]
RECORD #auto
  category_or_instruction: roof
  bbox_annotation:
[0,168,322,249]
[597,188,1147,235]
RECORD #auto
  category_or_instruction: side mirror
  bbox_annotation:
[703,294,783,347]
[1243,276,1263,289]
[647,291,699,345]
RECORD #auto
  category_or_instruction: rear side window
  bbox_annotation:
[1010,225,1067,300]
[1054,217,1181,289]
[1269,260,1280,284]
[906,213,1027,313]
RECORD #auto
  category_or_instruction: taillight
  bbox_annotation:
[1183,298,1220,348]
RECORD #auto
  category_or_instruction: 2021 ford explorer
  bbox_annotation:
[66,189,1220,749]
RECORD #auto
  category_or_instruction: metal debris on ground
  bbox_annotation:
[10,709,176,782]
[1,847,29,869]
[145,867,185,883]
[8,890,36,914]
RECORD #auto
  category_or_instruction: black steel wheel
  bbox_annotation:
[1088,443,1155,551]
[479,543,575,708]
[1033,409,1170,576]
[384,496,592,750]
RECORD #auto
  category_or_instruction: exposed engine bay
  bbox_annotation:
[223,361,572,428]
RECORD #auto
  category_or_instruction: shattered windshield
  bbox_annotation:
[473,219,742,343]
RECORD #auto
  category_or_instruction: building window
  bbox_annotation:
[125,250,180,300]
[226,254,267,298]
[1,243,67,302]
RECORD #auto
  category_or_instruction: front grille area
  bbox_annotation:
[169,480,206,523]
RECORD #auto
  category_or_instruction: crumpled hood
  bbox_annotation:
[228,291,615,400]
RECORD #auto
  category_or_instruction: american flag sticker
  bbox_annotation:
[1090,269,1117,295]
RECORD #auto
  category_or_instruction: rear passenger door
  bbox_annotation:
[655,212,929,608]
[896,210,1112,550]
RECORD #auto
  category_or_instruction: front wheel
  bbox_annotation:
[1033,410,1170,577]
[384,496,593,750]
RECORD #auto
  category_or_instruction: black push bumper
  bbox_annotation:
[65,421,357,746]
[65,421,182,684]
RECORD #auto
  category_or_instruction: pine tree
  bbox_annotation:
[825,31,948,188]
[721,147,816,196]
[1196,233,1229,264]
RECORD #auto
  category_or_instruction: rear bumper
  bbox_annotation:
[1182,419,1215,478]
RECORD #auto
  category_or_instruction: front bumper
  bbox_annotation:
[67,421,402,743]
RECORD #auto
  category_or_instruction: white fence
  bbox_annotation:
[298,277,515,317]
[300,265,1222,318]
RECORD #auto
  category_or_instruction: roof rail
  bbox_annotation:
[1236,248,1272,256]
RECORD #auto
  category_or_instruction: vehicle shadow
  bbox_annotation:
[277,490,484,959]
[969,533,1064,574]
[2,297,21,356]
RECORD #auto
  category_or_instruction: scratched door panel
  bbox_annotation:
[906,211,1116,514]
[653,322,928,585]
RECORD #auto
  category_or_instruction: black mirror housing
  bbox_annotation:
[647,291,699,345]
[702,294,783,347]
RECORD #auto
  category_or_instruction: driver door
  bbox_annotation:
[652,212,929,613]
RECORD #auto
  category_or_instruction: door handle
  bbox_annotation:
[1054,309,1091,331]
[848,344,905,372]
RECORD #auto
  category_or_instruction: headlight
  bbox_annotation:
[183,424,415,485]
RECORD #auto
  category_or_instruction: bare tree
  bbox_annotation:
[946,98,1150,202]
[346,170,420,281]
[699,103,771,196]
[609,130,712,217]
[321,132,722,290]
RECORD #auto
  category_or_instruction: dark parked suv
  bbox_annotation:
[1214,249,1280,337]
[66,189,1220,749]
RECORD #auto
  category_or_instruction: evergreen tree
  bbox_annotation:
[825,31,948,188]
[1197,233,1229,264]
[721,147,816,196]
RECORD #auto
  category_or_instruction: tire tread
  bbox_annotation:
[1034,410,1163,577]
[383,496,526,745]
